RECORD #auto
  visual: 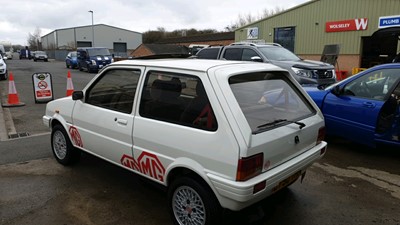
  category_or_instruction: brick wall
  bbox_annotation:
[130,45,153,57]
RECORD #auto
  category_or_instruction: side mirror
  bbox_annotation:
[251,56,263,62]
[331,85,341,96]
[72,91,84,100]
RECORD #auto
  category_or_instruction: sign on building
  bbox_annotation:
[378,15,400,29]
[247,27,259,39]
[326,18,368,32]
[32,72,53,103]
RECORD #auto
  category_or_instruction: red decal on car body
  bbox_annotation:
[69,126,83,147]
[121,152,166,182]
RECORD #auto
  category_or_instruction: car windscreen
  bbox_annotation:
[196,48,220,59]
[88,48,111,56]
[258,46,300,61]
[229,72,316,134]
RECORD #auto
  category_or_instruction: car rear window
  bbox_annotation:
[229,72,316,134]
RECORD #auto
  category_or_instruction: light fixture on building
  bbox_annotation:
[88,10,94,47]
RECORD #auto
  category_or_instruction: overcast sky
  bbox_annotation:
[1,0,310,46]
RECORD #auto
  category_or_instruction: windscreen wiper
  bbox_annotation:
[257,119,306,130]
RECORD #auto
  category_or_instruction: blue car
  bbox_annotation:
[304,63,400,148]
[65,51,78,69]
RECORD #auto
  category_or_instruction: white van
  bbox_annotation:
[43,59,327,225]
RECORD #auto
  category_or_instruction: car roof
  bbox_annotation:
[111,58,284,72]
[370,62,400,69]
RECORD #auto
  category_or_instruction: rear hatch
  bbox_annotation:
[215,68,324,178]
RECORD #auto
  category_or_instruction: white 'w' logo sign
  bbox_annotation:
[355,18,368,30]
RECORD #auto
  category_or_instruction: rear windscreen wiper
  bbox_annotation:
[257,119,306,130]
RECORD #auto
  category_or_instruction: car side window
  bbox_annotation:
[242,49,260,61]
[86,69,141,113]
[223,48,242,61]
[343,69,400,100]
[139,71,217,131]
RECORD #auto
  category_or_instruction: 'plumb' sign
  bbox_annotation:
[378,15,400,29]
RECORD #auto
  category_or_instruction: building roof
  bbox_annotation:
[144,44,189,54]
[42,24,142,38]
[157,32,234,44]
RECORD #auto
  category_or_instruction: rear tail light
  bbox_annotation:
[236,153,263,181]
[317,126,326,145]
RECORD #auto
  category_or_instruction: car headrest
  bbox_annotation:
[151,79,182,101]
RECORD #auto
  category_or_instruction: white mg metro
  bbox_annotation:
[43,59,327,225]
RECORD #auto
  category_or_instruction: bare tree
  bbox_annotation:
[27,27,42,50]
[260,6,285,19]
[225,7,285,31]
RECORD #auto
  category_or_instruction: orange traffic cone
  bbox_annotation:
[2,72,25,107]
[66,71,74,96]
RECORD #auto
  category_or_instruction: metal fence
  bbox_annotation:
[46,50,69,61]
[46,50,128,61]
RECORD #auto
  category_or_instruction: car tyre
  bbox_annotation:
[0,71,8,80]
[87,64,92,73]
[78,64,83,71]
[168,176,221,225]
[51,124,81,165]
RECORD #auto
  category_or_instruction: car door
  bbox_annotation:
[322,68,400,146]
[72,67,143,163]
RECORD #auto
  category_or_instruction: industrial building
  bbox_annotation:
[235,0,400,74]
[41,24,142,57]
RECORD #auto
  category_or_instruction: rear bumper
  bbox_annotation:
[207,141,327,211]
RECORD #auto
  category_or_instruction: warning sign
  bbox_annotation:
[32,72,53,103]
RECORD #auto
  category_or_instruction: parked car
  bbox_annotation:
[5,51,13,60]
[65,51,78,68]
[43,59,327,225]
[19,48,31,59]
[195,42,337,86]
[33,51,48,62]
[304,63,400,148]
[77,47,113,73]
[0,45,5,56]
[0,56,8,80]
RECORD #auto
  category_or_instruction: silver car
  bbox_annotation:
[33,51,48,62]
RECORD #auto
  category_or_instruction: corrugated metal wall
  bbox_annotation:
[236,0,400,54]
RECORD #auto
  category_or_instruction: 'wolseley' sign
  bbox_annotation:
[326,18,368,32]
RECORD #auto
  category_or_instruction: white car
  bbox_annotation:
[5,51,13,60]
[43,59,327,225]
[0,57,7,80]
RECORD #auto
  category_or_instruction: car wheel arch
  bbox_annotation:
[164,158,224,200]
[50,118,70,136]
[166,159,213,189]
